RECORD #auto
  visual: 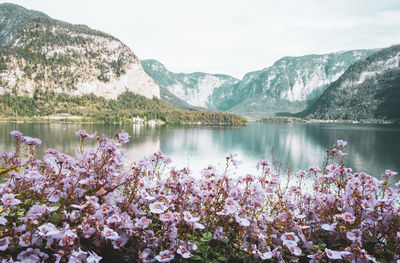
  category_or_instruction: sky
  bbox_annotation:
[2,0,400,78]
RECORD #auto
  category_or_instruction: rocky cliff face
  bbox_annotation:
[0,5,159,100]
[299,45,400,121]
[141,59,239,108]
[211,50,377,117]
[143,50,376,117]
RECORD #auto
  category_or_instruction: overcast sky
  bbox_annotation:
[2,0,400,78]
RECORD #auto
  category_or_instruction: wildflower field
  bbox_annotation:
[0,130,399,262]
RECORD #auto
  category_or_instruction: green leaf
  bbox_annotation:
[202,231,212,240]
[217,256,227,261]
[190,255,202,261]
[49,212,60,223]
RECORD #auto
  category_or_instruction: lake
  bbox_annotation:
[0,122,399,182]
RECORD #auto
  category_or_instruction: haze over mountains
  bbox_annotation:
[1,3,399,122]
[142,50,377,117]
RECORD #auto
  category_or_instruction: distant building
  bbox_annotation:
[132,116,144,124]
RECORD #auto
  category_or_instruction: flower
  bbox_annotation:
[82,224,96,238]
[308,251,324,262]
[75,129,89,138]
[0,237,9,251]
[87,251,102,263]
[160,212,174,223]
[213,226,225,240]
[227,152,242,167]
[1,130,400,261]
[1,193,21,208]
[188,221,205,230]
[103,227,119,240]
[265,186,275,195]
[296,170,307,177]
[0,216,7,226]
[37,223,59,237]
[183,211,199,222]
[17,248,48,262]
[337,212,356,224]
[347,229,362,243]
[117,130,130,144]
[29,137,42,146]
[155,250,175,262]
[177,245,192,258]
[59,228,77,247]
[285,241,302,256]
[325,248,342,260]
[281,232,300,244]
[99,203,113,214]
[321,222,337,231]
[383,169,398,178]
[341,251,354,262]
[136,217,152,229]
[69,248,88,262]
[149,202,168,214]
[10,130,23,139]
[259,250,273,260]
[139,248,156,263]
[236,216,250,227]
[337,140,347,148]
[19,232,33,247]
[107,214,122,224]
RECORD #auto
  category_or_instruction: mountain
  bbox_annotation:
[0,4,247,125]
[211,50,377,117]
[142,50,376,117]
[0,3,159,100]
[0,3,49,48]
[298,45,400,122]
[141,59,239,108]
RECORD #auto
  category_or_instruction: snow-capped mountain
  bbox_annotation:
[0,3,159,100]
[143,50,376,117]
[299,45,400,121]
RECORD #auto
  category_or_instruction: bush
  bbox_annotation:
[0,131,399,262]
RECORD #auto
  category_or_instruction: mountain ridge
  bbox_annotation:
[0,5,160,100]
[143,49,377,116]
[0,3,49,48]
[141,59,239,108]
[298,45,400,122]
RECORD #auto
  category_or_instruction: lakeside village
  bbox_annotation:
[131,116,163,125]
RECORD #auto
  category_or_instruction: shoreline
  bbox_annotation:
[1,115,397,126]
[248,116,398,125]
[0,116,248,126]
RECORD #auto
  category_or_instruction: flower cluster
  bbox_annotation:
[0,132,399,262]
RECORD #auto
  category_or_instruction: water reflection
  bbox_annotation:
[0,122,399,182]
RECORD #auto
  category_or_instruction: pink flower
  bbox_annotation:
[149,202,168,214]
[1,193,21,208]
[337,140,347,148]
[325,248,342,260]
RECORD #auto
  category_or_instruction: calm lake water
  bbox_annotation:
[0,122,399,182]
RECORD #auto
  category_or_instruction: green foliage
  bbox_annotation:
[299,45,400,122]
[0,92,247,125]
